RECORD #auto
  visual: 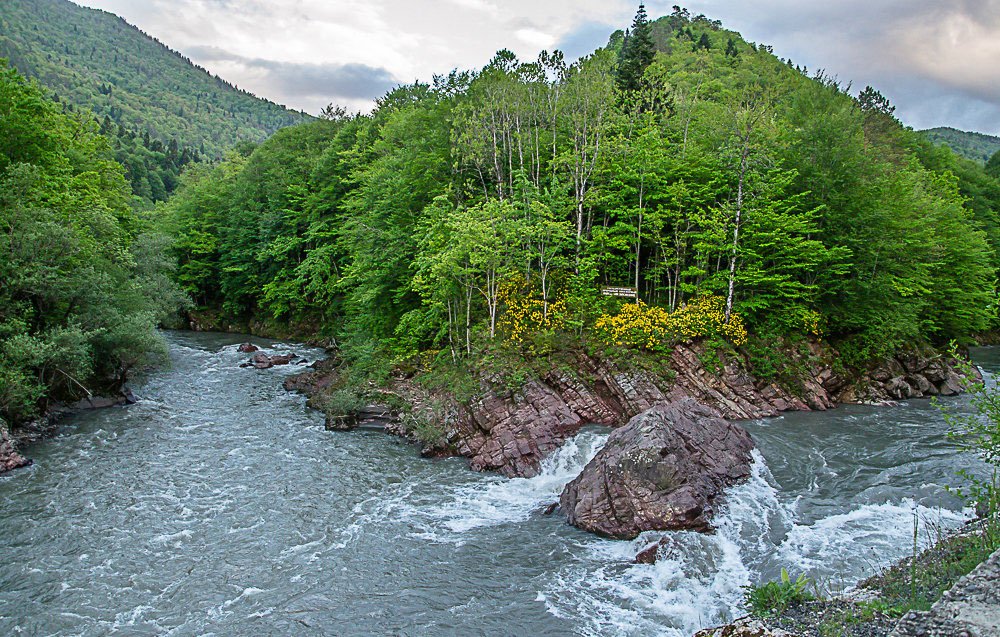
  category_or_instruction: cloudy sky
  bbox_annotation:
[75,0,999,134]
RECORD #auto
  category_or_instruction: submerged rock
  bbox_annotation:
[247,352,299,369]
[559,398,754,539]
[250,352,273,369]
[634,542,660,565]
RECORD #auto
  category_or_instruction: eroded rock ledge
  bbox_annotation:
[287,340,971,479]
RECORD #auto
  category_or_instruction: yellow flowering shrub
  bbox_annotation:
[593,295,748,351]
[498,278,567,344]
[800,309,823,338]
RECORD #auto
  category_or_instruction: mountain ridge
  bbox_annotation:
[920,127,1000,164]
[0,0,313,158]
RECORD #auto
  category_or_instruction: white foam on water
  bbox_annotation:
[416,430,609,535]
[223,587,265,608]
[540,450,788,637]
[152,529,193,546]
[775,499,970,587]
[537,449,970,637]
[112,605,155,628]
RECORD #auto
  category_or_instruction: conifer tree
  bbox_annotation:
[616,4,655,92]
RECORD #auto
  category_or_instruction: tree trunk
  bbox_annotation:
[725,146,749,324]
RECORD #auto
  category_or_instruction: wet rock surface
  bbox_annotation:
[0,426,32,474]
[559,398,755,538]
[243,352,301,369]
[282,358,339,395]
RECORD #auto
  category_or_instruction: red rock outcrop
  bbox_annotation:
[287,340,972,478]
[559,399,755,538]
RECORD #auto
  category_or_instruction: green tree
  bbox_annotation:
[616,4,656,93]
[987,150,1000,180]
[0,63,184,426]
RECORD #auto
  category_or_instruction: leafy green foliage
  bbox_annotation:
[0,63,186,426]
[939,348,1000,522]
[864,521,998,613]
[744,568,815,617]
[158,10,1000,378]
[0,0,310,160]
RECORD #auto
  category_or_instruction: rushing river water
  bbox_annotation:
[0,332,994,636]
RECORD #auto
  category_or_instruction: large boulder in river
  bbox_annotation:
[559,398,755,539]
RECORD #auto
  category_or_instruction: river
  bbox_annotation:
[0,332,993,636]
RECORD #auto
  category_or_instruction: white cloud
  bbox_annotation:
[74,0,998,133]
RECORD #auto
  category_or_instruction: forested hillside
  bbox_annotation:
[0,63,186,428]
[922,127,1000,164]
[0,0,311,160]
[160,7,1000,376]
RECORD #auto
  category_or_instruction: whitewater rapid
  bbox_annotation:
[0,333,990,636]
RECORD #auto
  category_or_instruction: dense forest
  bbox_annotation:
[0,0,311,159]
[922,127,1000,165]
[160,7,1000,377]
[4,3,1000,427]
[0,63,186,428]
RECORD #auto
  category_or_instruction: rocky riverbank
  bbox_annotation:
[0,388,138,475]
[694,523,1000,637]
[283,339,972,480]
[274,338,977,540]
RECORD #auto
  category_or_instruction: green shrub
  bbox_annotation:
[744,568,815,617]
[319,388,365,429]
[400,404,450,450]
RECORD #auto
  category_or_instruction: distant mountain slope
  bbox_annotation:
[921,127,1000,164]
[0,0,312,157]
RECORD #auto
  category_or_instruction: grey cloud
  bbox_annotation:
[554,21,618,59]
[184,45,398,100]
[680,0,1000,134]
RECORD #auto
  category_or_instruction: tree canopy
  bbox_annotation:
[159,11,1000,371]
[0,62,186,427]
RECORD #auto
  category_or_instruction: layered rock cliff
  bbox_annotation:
[285,339,972,479]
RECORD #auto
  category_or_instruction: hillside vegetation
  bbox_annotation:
[0,0,311,160]
[0,63,186,428]
[922,127,1000,164]
[155,8,1000,377]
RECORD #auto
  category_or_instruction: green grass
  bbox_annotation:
[861,519,999,612]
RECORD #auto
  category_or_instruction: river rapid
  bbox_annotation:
[0,332,993,636]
